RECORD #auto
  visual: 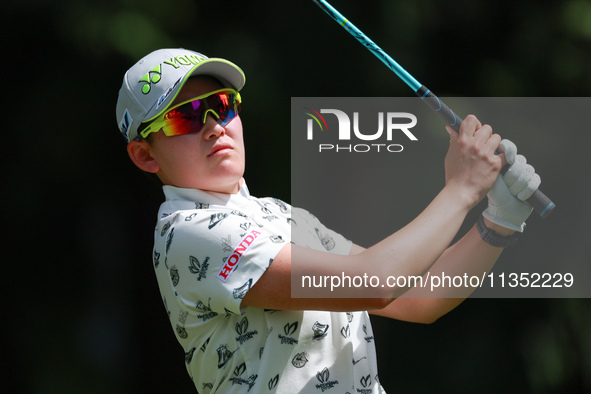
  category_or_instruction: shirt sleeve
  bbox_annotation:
[290,207,352,256]
[154,208,286,315]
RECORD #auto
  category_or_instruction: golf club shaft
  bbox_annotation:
[311,0,555,218]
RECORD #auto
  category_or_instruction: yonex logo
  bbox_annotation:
[139,65,162,94]
[137,54,207,95]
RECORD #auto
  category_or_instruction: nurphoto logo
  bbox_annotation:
[304,107,418,153]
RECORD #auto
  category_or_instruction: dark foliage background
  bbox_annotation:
[3,1,590,393]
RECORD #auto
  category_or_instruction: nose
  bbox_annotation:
[202,115,225,140]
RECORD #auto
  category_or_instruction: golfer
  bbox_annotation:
[116,48,540,393]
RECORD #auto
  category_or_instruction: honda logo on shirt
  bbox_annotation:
[217,230,262,282]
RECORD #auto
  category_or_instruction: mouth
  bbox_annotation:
[208,143,234,157]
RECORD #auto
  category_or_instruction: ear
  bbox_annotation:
[127,140,160,173]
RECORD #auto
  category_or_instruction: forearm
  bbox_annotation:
[422,220,509,296]
[291,183,478,299]
[373,219,511,322]
[352,184,476,296]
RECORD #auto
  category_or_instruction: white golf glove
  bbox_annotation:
[482,140,541,232]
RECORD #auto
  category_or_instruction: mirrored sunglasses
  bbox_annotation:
[137,89,241,139]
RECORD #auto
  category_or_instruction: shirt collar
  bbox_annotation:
[162,180,251,208]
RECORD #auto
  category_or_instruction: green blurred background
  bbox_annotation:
[3,0,591,393]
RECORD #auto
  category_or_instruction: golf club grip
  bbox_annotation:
[417,86,463,131]
[416,86,556,218]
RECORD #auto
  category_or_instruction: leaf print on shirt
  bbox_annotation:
[229,362,258,391]
[235,317,259,345]
[278,322,299,345]
[268,374,279,390]
[315,367,339,392]
[195,298,218,322]
[188,255,209,281]
[340,324,350,338]
[357,375,373,394]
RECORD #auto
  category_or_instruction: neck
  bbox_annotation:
[203,177,244,194]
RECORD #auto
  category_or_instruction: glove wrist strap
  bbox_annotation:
[476,215,519,248]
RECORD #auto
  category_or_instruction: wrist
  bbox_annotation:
[477,215,519,248]
[482,217,516,237]
[443,182,482,212]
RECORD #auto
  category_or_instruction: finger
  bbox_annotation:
[509,163,536,196]
[469,114,483,130]
[445,125,458,142]
[496,151,507,167]
[517,173,541,200]
[473,125,497,156]
[459,115,481,137]
[491,135,507,167]
[498,139,517,165]
[481,130,501,156]
[503,154,527,187]
[474,123,493,141]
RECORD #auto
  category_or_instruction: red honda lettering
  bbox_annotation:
[216,230,263,282]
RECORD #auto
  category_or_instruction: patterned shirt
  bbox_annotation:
[152,182,384,393]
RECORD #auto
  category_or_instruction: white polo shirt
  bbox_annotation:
[152,182,384,393]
